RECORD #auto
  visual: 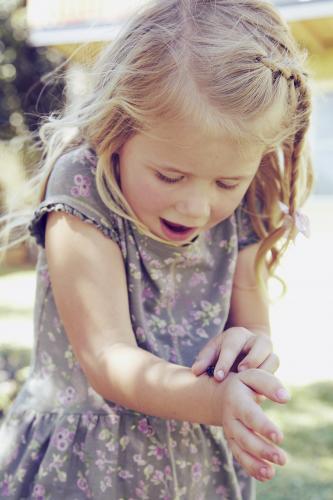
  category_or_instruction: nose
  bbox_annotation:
[175,188,211,223]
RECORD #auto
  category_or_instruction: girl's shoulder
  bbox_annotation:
[234,200,261,251]
[29,145,124,249]
[46,145,98,193]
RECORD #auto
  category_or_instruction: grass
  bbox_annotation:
[0,266,332,499]
[257,382,333,500]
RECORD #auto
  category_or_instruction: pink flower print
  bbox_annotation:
[58,386,77,406]
[83,149,97,169]
[32,484,46,499]
[1,478,10,497]
[216,484,228,497]
[212,455,222,472]
[180,421,191,436]
[118,469,134,479]
[136,326,146,343]
[40,268,50,285]
[70,174,91,197]
[169,348,178,364]
[152,470,164,483]
[168,419,177,432]
[168,324,186,337]
[191,462,202,480]
[105,412,120,426]
[138,418,154,436]
[190,443,198,454]
[197,328,209,339]
[77,477,89,491]
[148,444,166,460]
[218,284,228,295]
[100,476,113,492]
[104,476,112,488]
[52,428,74,452]
[133,454,146,466]
[142,286,154,300]
[73,443,85,462]
[164,465,172,479]
[135,480,149,499]
[189,272,207,288]
[81,411,98,430]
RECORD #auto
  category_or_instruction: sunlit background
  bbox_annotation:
[0,1,332,498]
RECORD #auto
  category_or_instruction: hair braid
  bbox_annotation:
[248,58,313,292]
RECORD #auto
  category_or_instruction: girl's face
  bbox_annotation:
[118,119,264,243]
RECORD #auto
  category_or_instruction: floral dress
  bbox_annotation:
[0,146,259,499]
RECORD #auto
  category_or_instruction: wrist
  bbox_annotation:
[208,372,238,427]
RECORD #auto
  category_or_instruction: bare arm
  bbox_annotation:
[45,211,219,425]
[227,242,270,335]
[45,213,288,480]
[192,243,279,377]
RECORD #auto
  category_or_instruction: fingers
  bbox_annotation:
[228,419,286,467]
[209,327,252,380]
[259,352,280,374]
[239,369,291,407]
[228,439,277,482]
[191,339,219,375]
[192,328,280,383]
[237,335,273,372]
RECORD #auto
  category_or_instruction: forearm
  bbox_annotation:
[87,342,218,425]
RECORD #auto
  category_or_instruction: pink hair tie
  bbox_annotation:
[278,201,310,239]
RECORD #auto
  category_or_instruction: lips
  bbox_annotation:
[160,218,197,241]
[162,219,192,232]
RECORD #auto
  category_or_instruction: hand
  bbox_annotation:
[192,327,279,382]
[211,368,290,481]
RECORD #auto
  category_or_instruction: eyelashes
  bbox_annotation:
[216,181,238,191]
[155,171,182,184]
[155,171,238,190]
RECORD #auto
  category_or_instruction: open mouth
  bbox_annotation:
[160,218,197,241]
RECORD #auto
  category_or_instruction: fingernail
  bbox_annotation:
[215,369,225,380]
[238,364,248,372]
[259,467,271,479]
[272,453,281,465]
[276,388,291,401]
[270,432,283,444]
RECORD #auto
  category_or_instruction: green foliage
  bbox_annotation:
[0,0,65,143]
[0,345,31,420]
[258,382,333,500]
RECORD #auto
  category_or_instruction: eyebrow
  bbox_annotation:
[158,165,252,181]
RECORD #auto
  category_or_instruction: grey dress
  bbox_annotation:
[0,146,259,499]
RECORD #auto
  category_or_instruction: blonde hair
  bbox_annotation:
[1,0,313,292]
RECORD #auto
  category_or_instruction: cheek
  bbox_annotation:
[122,175,168,214]
[213,190,247,221]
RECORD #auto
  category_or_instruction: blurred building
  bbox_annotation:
[26,0,333,193]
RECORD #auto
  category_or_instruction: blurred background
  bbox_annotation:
[0,0,332,498]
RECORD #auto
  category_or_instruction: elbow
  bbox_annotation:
[80,342,140,405]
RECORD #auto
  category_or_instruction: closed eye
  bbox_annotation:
[216,180,239,190]
[155,171,183,184]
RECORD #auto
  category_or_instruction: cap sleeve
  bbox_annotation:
[235,201,261,251]
[29,146,121,248]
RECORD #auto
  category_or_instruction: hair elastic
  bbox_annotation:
[278,201,310,239]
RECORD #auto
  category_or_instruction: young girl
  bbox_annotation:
[0,0,313,498]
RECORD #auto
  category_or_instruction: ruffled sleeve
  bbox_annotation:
[235,201,261,251]
[29,146,122,248]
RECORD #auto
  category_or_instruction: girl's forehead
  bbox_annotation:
[122,120,263,178]
[139,118,265,162]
